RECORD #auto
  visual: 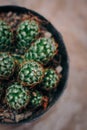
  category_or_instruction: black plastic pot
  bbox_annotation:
[0,5,69,124]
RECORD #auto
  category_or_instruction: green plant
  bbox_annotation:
[41,68,60,90]
[18,61,44,87]
[12,53,24,64]
[30,90,43,107]
[25,37,58,65]
[17,20,39,51]
[0,20,12,51]
[0,53,15,80]
[0,13,60,119]
[6,83,30,110]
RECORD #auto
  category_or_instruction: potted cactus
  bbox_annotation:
[0,6,69,124]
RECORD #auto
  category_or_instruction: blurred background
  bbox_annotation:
[0,0,87,130]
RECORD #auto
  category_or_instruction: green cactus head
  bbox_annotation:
[6,83,30,110]
[30,90,43,107]
[17,20,39,51]
[41,68,60,90]
[25,37,58,65]
[0,20,12,51]
[0,53,15,80]
[18,61,44,87]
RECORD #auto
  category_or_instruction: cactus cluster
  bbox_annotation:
[0,20,12,51]
[0,18,60,114]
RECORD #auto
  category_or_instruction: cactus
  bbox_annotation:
[6,83,30,110]
[25,37,58,65]
[30,90,43,107]
[11,53,24,64]
[0,20,12,51]
[0,53,15,80]
[17,20,39,51]
[41,69,60,90]
[18,61,44,87]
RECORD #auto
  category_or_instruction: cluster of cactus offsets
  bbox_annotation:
[0,20,12,51]
[25,37,58,65]
[41,69,60,90]
[6,83,30,110]
[0,53,15,79]
[0,19,60,112]
[18,61,44,86]
[17,20,39,51]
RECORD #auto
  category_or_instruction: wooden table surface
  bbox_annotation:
[0,0,87,130]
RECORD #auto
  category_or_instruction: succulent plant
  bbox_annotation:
[30,90,43,108]
[18,61,44,87]
[25,37,58,65]
[0,53,15,80]
[0,20,12,51]
[41,68,60,90]
[6,83,30,110]
[11,53,24,64]
[17,20,39,51]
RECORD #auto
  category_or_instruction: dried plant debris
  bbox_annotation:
[0,11,62,123]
